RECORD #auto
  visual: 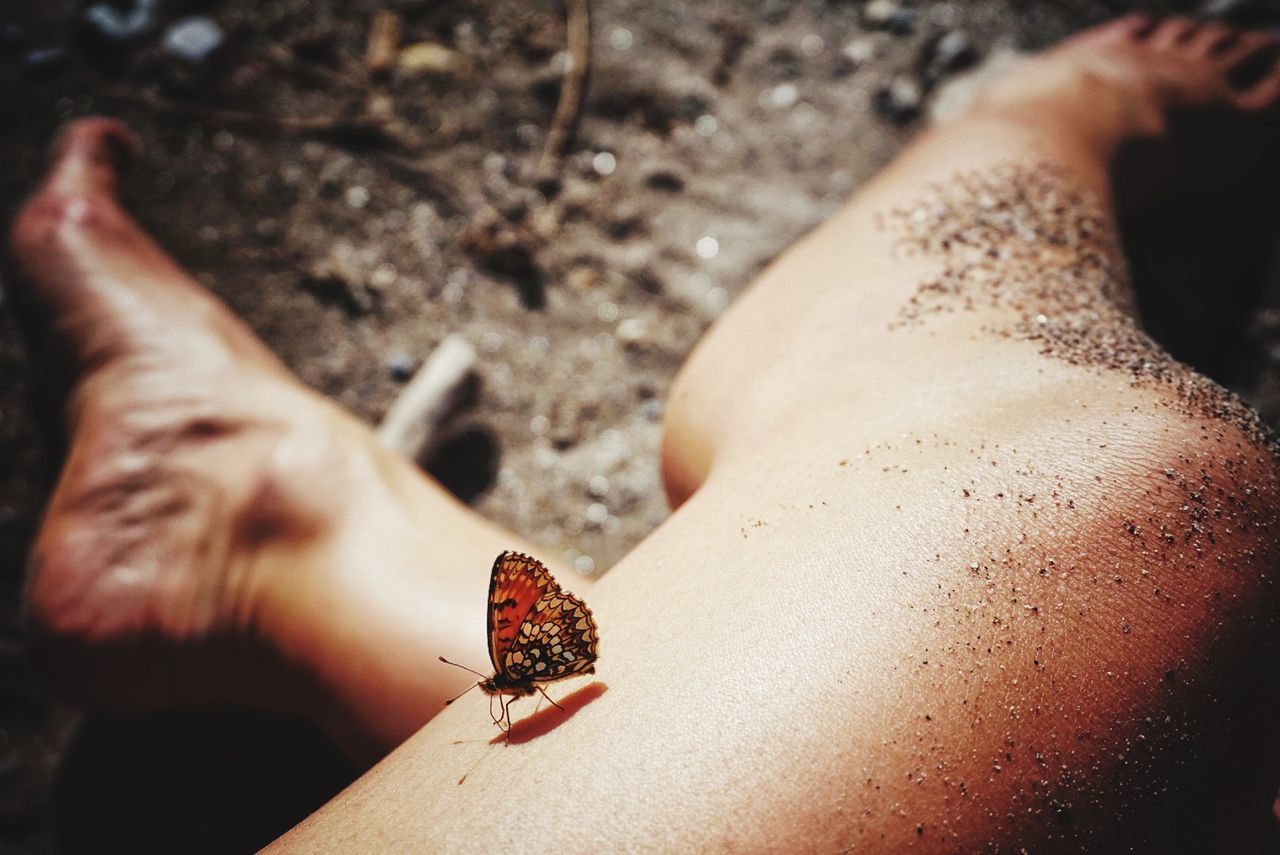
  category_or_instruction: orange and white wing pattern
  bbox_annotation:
[486,551,598,686]
[487,551,559,675]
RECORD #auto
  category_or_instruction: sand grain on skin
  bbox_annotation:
[884,162,1277,457]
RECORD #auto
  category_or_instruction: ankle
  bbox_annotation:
[975,66,1152,152]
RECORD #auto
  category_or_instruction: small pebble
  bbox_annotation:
[862,0,916,35]
[370,263,397,288]
[610,27,633,50]
[875,75,923,125]
[769,82,799,108]
[397,41,471,76]
[81,0,156,43]
[925,30,978,82]
[483,152,507,174]
[345,186,371,209]
[645,169,685,192]
[387,353,417,381]
[616,318,647,343]
[21,47,67,74]
[841,36,881,67]
[592,151,617,177]
[162,16,225,65]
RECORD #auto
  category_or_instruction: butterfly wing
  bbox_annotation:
[500,590,599,685]
[487,551,561,675]
[487,551,599,688]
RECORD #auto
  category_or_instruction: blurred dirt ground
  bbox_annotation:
[1,0,1278,851]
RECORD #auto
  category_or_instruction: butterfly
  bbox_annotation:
[441,550,599,733]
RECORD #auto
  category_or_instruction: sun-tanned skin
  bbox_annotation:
[8,14,1280,851]
[9,120,552,760]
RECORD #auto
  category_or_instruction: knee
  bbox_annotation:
[658,390,713,508]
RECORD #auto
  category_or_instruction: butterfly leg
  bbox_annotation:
[488,692,501,729]
[501,694,517,738]
[535,685,565,711]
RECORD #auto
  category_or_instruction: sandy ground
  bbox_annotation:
[2,0,1277,850]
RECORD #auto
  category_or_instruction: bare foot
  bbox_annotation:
[9,119,515,758]
[978,15,1280,200]
[12,118,358,707]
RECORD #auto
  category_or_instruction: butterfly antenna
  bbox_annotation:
[439,655,490,680]
[444,681,482,706]
[536,685,565,711]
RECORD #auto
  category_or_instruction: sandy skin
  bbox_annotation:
[8,14,1280,850]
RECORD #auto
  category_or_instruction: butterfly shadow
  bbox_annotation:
[490,681,608,746]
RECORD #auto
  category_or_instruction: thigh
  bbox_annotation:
[273,318,1280,854]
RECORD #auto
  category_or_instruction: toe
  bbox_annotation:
[1106,13,1159,42]
[1124,14,1161,41]
[1226,38,1280,104]
[1191,23,1241,57]
[1149,17,1202,50]
[1234,65,1280,110]
[45,118,139,199]
[1219,32,1280,70]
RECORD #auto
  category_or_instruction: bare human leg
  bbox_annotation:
[275,16,1280,851]
[7,119,573,762]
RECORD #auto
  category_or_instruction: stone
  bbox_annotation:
[840,35,882,68]
[397,41,472,76]
[81,0,156,44]
[616,318,648,344]
[925,29,978,84]
[862,0,916,35]
[162,17,225,65]
[21,47,67,75]
[387,353,417,382]
[644,169,685,192]
[875,75,923,125]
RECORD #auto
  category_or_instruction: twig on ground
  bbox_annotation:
[365,10,403,78]
[99,87,401,144]
[537,0,591,176]
[376,335,477,462]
